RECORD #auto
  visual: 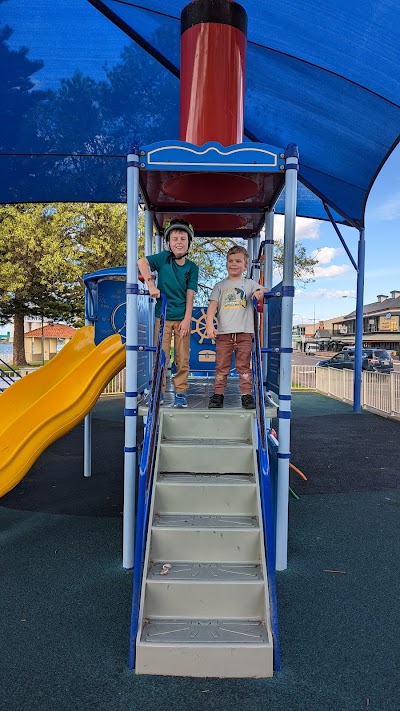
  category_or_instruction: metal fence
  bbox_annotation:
[101,365,400,420]
[103,369,126,395]
[315,366,400,419]
[363,371,400,418]
[291,365,316,390]
[316,365,354,402]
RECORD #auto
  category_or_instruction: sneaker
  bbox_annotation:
[241,394,256,410]
[174,393,188,408]
[208,393,224,409]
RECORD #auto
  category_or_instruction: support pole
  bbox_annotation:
[83,293,92,477]
[353,228,365,413]
[276,145,298,571]
[247,238,253,277]
[144,209,153,257]
[123,147,140,570]
[263,211,274,382]
[145,209,155,385]
[155,233,162,253]
[253,234,261,283]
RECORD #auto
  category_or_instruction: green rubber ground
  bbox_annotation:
[1,392,399,710]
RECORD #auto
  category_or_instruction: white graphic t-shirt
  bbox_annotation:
[209,277,263,334]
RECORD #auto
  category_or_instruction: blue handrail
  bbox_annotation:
[252,300,281,671]
[128,293,167,670]
[0,367,14,386]
[0,358,22,378]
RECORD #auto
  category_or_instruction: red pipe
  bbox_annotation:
[180,0,247,146]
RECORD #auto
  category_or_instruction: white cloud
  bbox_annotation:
[272,216,320,242]
[295,288,355,300]
[313,264,351,278]
[311,246,342,265]
[373,193,400,220]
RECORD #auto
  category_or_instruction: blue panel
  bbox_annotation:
[93,279,151,393]
[95,279,126,344]
[142,141,284,172]
[187,307,237,377]
[189,307,217,375]
[266,283,283,394]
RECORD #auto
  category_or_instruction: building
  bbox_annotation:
[0,316,52,342]
[292,318,344,352]
[24,324,77,364]
[332,291,400,353]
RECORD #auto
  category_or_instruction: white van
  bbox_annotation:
[305,343,318,355]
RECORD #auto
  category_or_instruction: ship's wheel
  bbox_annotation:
[191,308,217,344]
[111,302,127,341]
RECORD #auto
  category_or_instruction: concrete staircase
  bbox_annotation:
[135,409,273,677]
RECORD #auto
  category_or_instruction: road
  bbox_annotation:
[291,351,400,372]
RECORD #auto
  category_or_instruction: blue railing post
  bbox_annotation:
[128,294,167,670]
[252,300,281,671]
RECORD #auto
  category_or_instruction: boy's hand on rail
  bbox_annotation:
[148,285,160,298]
[178,318,191,338]
[252,289,264,301]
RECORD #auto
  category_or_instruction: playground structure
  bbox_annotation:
[3,0,395,681]
[0,2,400,700]
[0,0,299,677]
[111,0,299,676]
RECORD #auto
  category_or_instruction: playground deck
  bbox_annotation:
[1,387,399,710]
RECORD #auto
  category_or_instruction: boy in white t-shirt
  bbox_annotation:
[206,245,265,409]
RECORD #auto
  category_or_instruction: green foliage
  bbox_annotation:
[0,204,81,324]
[0,203,317,326]
[273,240,318,283]
[0,202,316,365]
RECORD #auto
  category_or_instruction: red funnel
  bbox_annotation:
[162,0,254,209]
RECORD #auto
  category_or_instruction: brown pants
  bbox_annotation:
[214,333,253,395]
[154,318,190,393]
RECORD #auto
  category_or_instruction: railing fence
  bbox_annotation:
[315,366,400,419]
[102,365,400,419]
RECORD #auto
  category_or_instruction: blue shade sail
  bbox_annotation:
[1,0,399,226]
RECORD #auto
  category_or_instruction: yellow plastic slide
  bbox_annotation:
[0,326,125,498]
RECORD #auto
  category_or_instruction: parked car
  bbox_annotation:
[316,348,394,373]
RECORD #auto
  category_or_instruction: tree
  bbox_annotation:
[0,202,316,365]
[273,240,317,283]
[0,204,82,365]
[0,23,47,153]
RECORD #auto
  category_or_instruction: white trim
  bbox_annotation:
[147,144,278,169]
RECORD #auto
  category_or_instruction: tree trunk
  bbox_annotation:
[13,313,28,366]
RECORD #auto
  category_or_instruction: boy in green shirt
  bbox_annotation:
[137,219,199,407]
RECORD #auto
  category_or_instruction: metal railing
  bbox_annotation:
[103,363,400,420]
[363,371,400,417]
[252,302,281,672]
[291,364,316,390]
[128,293,167,670]
[103,369,126,394]
[316,366,400,419]
[104,363,318,395]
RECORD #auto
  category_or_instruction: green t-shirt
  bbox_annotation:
[146,250,199,321]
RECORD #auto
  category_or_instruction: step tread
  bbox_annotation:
[140,618,270,645]
[147,562,263,581]
[153,514,258,529]
[160,438,252,447]
[158,473,255,485]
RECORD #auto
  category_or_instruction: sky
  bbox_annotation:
[279,145,400,325]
